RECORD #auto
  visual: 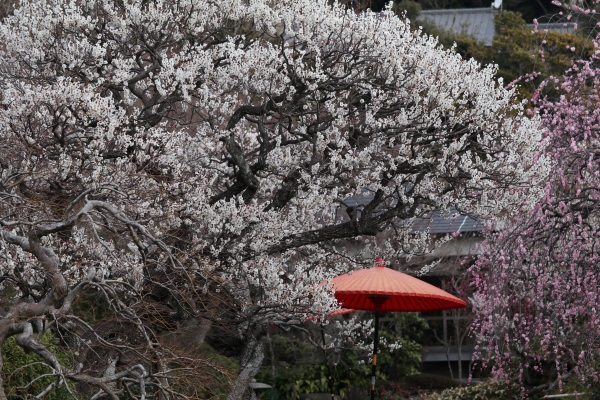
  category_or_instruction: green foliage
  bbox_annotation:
[418,20,479,61]
[391,0,422,22]
[374,313,426,380]
[423,379,522,400]
[258,364,342,400]
[376,331,422,380]
[589,383,600,400]
[391,312,429,343]
[71,291,110,324]
[268,335,319,366]
[170,342,239,400]
[258,314,426,400]
[2,333,73,400]
[259,335,332,399]
[399,373,462,391]
[257,348,370,400]
[473,11,593,95]
[543,374,593,400]
[420,10,593,100]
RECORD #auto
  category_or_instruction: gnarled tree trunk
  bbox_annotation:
[227,334,265,400]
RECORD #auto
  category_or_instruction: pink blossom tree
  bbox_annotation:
[471,41,600,394]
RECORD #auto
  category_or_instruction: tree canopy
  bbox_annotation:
[0,0,547,398]
[471,34,600,397]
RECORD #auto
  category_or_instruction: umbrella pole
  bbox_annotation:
[370,312,380,400]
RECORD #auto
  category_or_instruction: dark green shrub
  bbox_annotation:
[399,373,462,391]
[268,335,318,366]
[391,0,421,21]
[2,333,73,400]
[257,353,369,400]
[424,379,522,400]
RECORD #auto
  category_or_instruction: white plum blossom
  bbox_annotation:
[0,0,548,398]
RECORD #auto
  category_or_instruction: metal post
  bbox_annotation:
[370,312,380,400]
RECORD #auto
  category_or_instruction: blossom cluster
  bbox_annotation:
[471,37,600,388]
[0,0,548,396]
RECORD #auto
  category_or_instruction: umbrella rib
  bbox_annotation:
[421,295,438,312]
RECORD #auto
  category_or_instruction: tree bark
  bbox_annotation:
[227,334,265,400]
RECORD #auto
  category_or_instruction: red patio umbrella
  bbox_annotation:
[327,257,466,399]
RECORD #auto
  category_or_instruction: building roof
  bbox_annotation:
[343,192,486,234]
[418,8,496,46]
[411,206,486,234]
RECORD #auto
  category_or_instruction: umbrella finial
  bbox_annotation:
[375,256,385,267]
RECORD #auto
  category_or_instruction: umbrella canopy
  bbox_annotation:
[328,258,466,312]
[326,257,467,400]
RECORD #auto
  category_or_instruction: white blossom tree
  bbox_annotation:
[0,0,548,398]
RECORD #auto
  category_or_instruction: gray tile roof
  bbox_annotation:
[340,192,374,209]
[418,8,496,46]
[343,193,485,234]
[411,206,486,234]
